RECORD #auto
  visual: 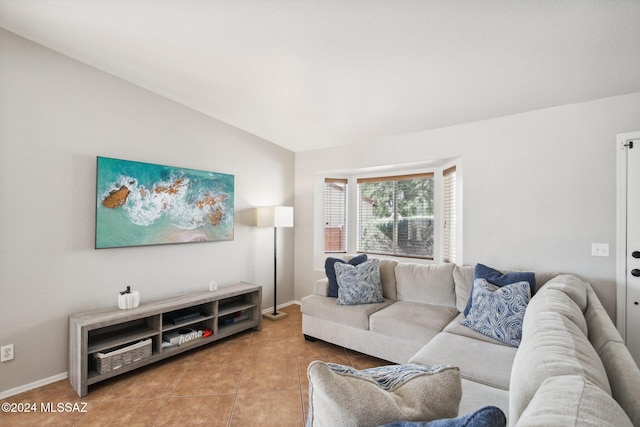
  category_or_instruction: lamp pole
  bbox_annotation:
[272,225,278,316]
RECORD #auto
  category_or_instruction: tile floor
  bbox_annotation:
[0,304,391,426]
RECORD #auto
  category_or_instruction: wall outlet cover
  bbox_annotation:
[1,344,14,362]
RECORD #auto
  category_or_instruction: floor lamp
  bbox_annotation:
[257,206,294,320]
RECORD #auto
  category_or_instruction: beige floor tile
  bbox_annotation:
[101,364,188,400]
[239,358,300,393]
[78,398,165,426]
[252,321,297,341]
[231,390,304,427]
[154,395,235,426]
[173,361,244,396]
[0,402,91,427]
[193,339,249,364]
[247,338,297,360]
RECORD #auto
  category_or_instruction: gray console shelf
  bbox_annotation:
[68,283,262,397]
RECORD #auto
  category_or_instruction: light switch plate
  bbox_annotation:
[591,243,609,257]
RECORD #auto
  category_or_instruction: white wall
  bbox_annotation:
[0,29,294,394]
[294,92,640,321]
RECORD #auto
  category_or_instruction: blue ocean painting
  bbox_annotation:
[96,157,234,248]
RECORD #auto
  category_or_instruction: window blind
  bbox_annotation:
[324,178,347,252]
[357,173,434,258]
[443,166,457,263]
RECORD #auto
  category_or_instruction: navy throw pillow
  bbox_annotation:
[325,254,368,298]
[463,263,535,316]
[381,405,506,427]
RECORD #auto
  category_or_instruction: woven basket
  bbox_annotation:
[93,339,152,374]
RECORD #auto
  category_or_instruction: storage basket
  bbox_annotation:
[93,339,152,374]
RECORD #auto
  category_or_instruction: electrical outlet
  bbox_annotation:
[1,344,14,362]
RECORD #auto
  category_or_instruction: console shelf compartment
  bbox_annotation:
[69,282,261,397]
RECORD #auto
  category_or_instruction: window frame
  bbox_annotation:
[356,172,436,260]
[318,161,461,266]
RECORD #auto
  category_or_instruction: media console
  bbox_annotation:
[68,282,261,397]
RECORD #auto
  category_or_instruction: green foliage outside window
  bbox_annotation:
[359,176,434,258]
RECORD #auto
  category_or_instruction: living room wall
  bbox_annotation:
[294,92,640,321]
[0,29,294,395]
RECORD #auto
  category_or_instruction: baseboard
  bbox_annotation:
[261,300,299,315]
[0,372,68,400]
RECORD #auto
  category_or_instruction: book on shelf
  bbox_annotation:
[166,308,202,325]
[219,310,250,325]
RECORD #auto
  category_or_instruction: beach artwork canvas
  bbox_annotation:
[96,157,234,249]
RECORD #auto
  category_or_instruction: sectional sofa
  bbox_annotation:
[300,258,640,426]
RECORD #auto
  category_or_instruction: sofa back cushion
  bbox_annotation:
[515,375,633,427]
[584,283,640,425]
[524,287,588,337]
[453,265,475,312]
[509,311,611,424]
[453,265,559,313]
[537,274,588,312]
[394,263,456,307]
[379,259,399,300]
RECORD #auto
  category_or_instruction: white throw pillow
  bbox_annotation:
[306,362,461,427]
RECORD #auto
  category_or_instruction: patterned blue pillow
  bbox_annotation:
[461,278,531,347]
[335,258,384,305]
[325,254,368,297]
[464,264,535,316]
[381,406,506,427]
[325,363,452,391]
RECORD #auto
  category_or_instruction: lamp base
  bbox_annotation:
[263,311,289,321]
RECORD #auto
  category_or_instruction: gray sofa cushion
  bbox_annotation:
[379,259,399,300]
[584,284,640,425]
[514,376,633,427]
[409,332,517,391]
[370,302,458,345]
[300,294,394,330]
[453,265,474,312]
[509,311,612,424]
[538,274,588,312]
[395,263,456,306]
[596,341,640,426]
[524,287,588,336]
[443,313,509,345]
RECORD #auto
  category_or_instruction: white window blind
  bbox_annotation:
[443,166,457,263]
[357,173,434,259]
[324,178,348,253]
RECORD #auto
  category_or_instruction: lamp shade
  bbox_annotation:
[257,206,294,228]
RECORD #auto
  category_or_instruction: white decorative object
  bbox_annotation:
[118,286,140,310]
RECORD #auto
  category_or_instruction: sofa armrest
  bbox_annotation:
[314,278,330,296]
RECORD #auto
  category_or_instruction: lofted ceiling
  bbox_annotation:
[1,0,640,152]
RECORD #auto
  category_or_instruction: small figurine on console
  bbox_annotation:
[118,286,140,310]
